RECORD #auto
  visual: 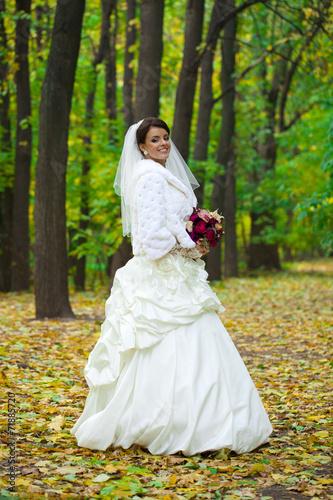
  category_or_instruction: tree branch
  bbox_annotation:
[278,21,323,132]
[281,102,317,132]
[92,0,115,67]
[212,38,291,105]
[263,2,305,36]
[191,0,268,72]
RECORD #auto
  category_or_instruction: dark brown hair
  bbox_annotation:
[136,117,170,152]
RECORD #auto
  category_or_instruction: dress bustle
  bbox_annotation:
[71,253,272,456]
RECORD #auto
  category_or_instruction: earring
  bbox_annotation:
[143,151,148,156]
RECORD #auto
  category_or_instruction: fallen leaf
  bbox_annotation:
[47,414,65,432]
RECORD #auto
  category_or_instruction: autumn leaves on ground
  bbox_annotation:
[1,259,332,500]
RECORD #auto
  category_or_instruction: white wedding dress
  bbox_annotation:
[71,252,272,456]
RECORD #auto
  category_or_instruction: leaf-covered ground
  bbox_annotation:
[1,259,332,500]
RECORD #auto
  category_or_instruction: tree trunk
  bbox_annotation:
[218,2,237,278]
[105,0,117,142]
[110,0,164,282]
[172,0,205,162]
[248,145,281,270]
[11,0,32,291]
[206,173,224,280]
[283,209,293,262]
[0,188,13,292]
[34,0,85,319]
[73,0,114,289]
[36,4,43,57]
[248,60,283,271]
[109,238,132,289]
[134,0,164,121]
[74,79,96,290]
[0,0,13,292]
[249,210,281,269]
[193,0,227,211]
[192,45,213,208]
[206,0,238,281]
[248,128,281,270]
[123,0,136,129]
[35,2,51,59]
[194,0,225,161]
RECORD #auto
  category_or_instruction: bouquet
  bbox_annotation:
[186,208,224,248]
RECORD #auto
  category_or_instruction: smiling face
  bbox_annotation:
[139,127,170,166]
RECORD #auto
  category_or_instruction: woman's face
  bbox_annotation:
[139,127,170,166]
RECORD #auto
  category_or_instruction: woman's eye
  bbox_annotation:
[164,136,170,141]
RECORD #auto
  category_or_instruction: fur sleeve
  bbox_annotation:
[136,174,176,260]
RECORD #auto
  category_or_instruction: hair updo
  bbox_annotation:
[136,117,170,153]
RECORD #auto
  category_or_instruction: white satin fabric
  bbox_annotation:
[71,253,272,456]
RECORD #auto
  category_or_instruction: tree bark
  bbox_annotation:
[248,125,281,269]
[123,0,136,129]
[172,0,205,162]
[110,0,164,282]
[35,2,51,58]
[206,173,225,280]
[0,189,13,292]
[247,4,329,270]
[11,0,32,291]
[194,0,225,162]
[248,57,284,271]
[218,3,238,278]
[206,0,238,280]
[73,0,115,289]
[108,237,132,289]
[0,0,13,292]
[134,0,164,121]
[34,0,85,318]
[105,0,117,142]
[193,0,227,210]
[249,210,281,269]
[74,80,96,290]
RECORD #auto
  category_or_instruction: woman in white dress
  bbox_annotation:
[71,117,272,456]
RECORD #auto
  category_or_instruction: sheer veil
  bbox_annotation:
[113,120,200,237]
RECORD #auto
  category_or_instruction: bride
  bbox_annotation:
[71,117,272,456]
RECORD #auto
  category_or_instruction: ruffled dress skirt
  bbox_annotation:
[71,253,272,456]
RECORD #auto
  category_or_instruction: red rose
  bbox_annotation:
[189,231,201,242]
[206,229,215,241]
[210,239,217,247]
[194,220,207,234]
[190,213,200,222]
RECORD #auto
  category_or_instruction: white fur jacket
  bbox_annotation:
[131,159,197,260]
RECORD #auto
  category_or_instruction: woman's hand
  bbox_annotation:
[196,238,209,256]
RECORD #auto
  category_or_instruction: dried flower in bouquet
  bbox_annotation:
[186,208,224,248]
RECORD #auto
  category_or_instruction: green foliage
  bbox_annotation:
[234,2,333,258]
[1,0,332,281]
[296,116,333,253]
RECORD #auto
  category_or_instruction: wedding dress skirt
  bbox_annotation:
[71,253,272,456]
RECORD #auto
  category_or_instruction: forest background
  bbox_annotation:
[0,0,332,319]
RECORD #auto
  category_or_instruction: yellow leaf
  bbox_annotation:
[92,473,111,483]
[169,474,177,485]
[314,431,329,438]
[47,414,65,432]
[48,435,60,443]
[53,465,85,475]
[248,462,266,475]
[272,474,286,484]
[306,415,326,422]
[16,478,31,486]
[318,478,333,485]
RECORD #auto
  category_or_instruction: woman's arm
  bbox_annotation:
[136,173,177,260]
